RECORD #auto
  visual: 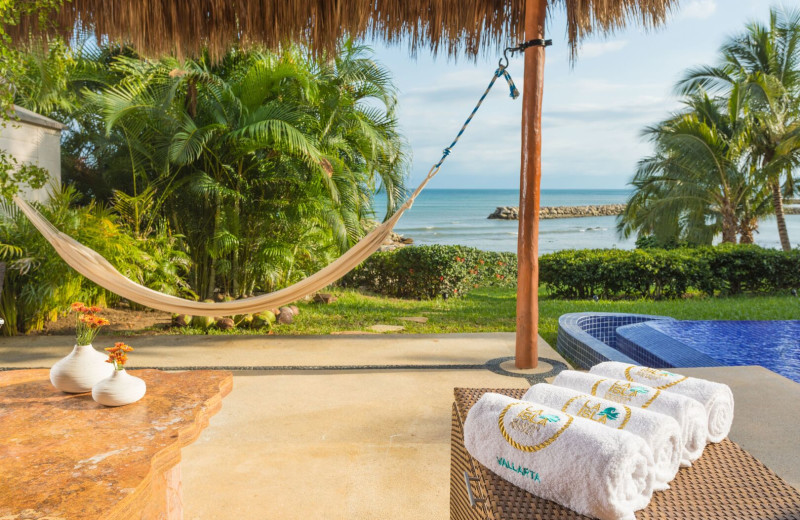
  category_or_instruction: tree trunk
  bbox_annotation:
[720,202,738,244]
[771,180,791,251]
[515,0,548,369]
[738,218,757,244]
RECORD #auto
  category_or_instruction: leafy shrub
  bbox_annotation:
[539,245,800,299]
[0,187,191,334]
[342,245,517,299]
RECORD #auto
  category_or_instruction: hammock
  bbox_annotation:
[13,66,519,317]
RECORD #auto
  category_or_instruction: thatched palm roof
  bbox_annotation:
[9,0,679,60]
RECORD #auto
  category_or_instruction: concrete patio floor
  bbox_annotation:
[1,332,799,519]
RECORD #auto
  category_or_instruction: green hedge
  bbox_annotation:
[346,244,800,300]
[539,245,800,299]
[342,245,517,298]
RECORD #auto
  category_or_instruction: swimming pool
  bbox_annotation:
[558,312,800,383]
[617,320,800,383]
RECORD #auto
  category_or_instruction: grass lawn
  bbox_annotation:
[168,287,800,347]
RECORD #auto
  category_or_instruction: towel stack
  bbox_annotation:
[463,364,734,520]
[464,392,655,520]
[523,383,682,490]
[589,362,734,443]
[553,370,708,466]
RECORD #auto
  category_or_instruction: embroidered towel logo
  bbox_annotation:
[496,457,541,482]
[509,407,560,435]
[498,402,573,453]
[578,401,617,422]
[562,395,633,430]
[592,379,661,409]
[625,366,688,390]
[603,381,649,404]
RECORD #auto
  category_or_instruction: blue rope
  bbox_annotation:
[433,65,519,169]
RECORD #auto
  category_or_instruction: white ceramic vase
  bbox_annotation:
[50,344,115,393]
[92,369,147,407]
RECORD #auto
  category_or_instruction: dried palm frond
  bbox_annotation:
[6,0,680,61]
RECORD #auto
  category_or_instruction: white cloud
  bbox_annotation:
[678,0,717,20]
[577,40,629,59]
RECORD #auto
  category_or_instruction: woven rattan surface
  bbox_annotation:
[452,388,800,520]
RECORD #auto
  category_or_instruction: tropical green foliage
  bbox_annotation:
[343,245,518,299]
[621,6,800,248]
[10,41,408,303]
[0,0,64,112]
[0,187,190,335]
[0,149,49,200]
[539,245,800,299]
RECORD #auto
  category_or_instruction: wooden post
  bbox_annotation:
[515,0,547,369]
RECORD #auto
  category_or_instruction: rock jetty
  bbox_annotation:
[488,204,626,220]
[378,231,414,252]
[364,219,414,251]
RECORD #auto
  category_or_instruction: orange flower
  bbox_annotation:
[89,306,103,313]
[106,342,134,369]
[71,302,85,312]
[114,342,134,352]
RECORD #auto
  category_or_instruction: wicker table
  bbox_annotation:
[0,368,232,520]
[451,387,800,520]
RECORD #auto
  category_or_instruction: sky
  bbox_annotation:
[366,0,795,190]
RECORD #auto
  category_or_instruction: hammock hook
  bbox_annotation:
[499,38,553,69]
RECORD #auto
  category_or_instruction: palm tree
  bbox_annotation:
[677,7,800,251]
[619,90,771,246]
[90,44,407,298]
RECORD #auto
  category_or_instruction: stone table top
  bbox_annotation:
[0,369,233,520]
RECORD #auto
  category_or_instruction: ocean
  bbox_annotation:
[373,189,800,254]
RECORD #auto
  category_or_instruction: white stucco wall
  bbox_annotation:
[0,107,63,204]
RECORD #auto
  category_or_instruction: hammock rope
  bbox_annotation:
[13,64,519,316]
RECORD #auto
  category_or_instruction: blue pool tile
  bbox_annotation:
[557,312,800,382]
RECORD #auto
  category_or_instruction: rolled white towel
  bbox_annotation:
[590,362,734,443]
[523,383,681,491]
[553,370,707,467]
[464,392,655,520]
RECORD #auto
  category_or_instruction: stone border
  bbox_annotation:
[485,356,568,384]
[0,358,569,384]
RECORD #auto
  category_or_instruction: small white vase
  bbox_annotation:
[92,369,147,407]
[50,344,115,393]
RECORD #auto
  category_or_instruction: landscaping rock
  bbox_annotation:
[398,316,428,324]
[216,318,235,330]
[277,310,294,324]
[289,305,300,315]
[314,293,338,304]
[369,324,405,333]
[279,306,294,317]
